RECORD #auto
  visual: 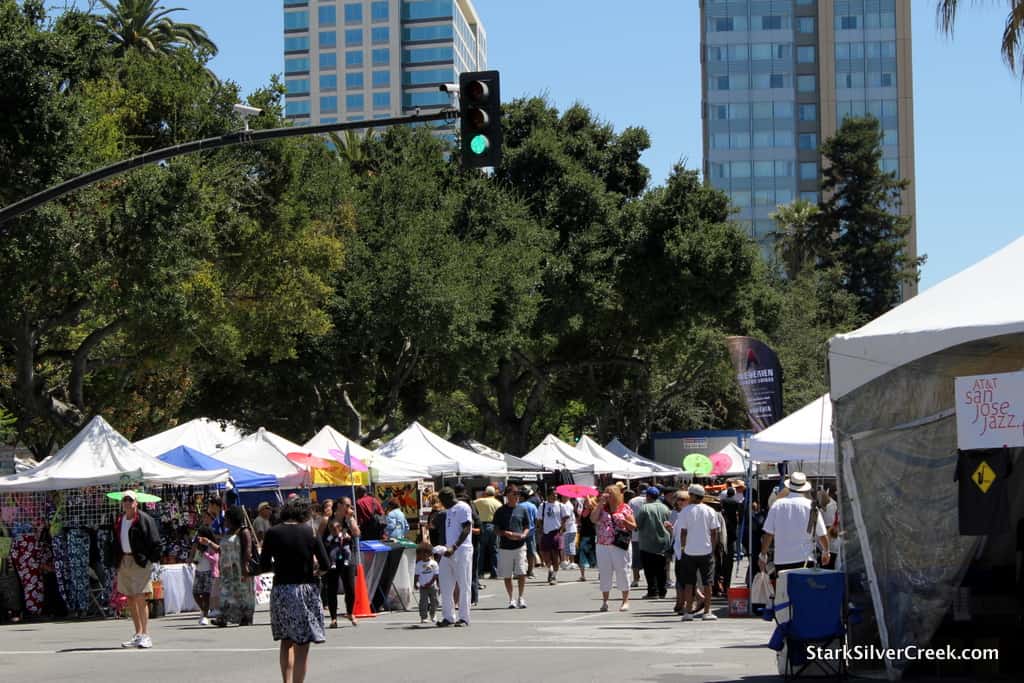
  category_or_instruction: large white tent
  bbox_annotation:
[522,434,595,472]
[748,394,834,465]
[0,416,229,491]
[576,435,656,479]
[303,425,374,465]
[134,417,245,457]
[211,427,306,488]
[605,438,685,476]
[374,422,506,478]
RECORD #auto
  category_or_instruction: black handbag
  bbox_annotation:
[612,526,631,550]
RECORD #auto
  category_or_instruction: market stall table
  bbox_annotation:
[159,563,198,615]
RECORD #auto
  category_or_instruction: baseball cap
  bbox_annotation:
[688,484,706,497]
[257,501,271,511]
[119,489,137,501]
[645,486,660,497]
[485,485,496,495]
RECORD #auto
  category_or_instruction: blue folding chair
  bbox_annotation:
[769,569,847,680]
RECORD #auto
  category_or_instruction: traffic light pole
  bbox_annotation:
[0,108,459,229]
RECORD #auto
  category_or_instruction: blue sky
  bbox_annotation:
[74,1,1023,291]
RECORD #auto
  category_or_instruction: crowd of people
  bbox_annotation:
[109,472,839,682]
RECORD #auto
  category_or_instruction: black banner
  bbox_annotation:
[726,336,784,433]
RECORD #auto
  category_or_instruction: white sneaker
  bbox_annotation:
[702,612,718,621]
[517,597,527,609]
[121,634,141,648]
[137,635,153,648]
[198,617,210,626]
[680,613,694,622]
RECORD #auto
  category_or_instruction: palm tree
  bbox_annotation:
[938,0,1024,74]
[95,0,218,57]
[327,129,378,176]
[769,199,822,278]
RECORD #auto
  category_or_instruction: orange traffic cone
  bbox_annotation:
[351,563,377,618]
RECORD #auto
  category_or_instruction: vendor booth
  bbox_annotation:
[748,394,835,477]
[462,440,545,480]
[522,434,598,484]
[605,438,685,476]
[576,435,657,480]
[157,445,278,490]
[210,428,307,489]
[828,236,1024,678]
[373,422,507,479]
[135,417,245,457]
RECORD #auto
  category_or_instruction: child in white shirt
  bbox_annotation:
[414,543,440,623]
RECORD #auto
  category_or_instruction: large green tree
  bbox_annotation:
[94,0,217,56]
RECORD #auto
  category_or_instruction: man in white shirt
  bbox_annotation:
[761,472,830,574]
[557,494,579,572]
[252,501,273,541]
[438,487,474,627]
[678,484,721,622]
[539,490,570,584]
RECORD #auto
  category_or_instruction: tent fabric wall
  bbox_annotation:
[522,435,595,473]
[157,445,278,490]
[135,418,245,457]
[605,438,685,476]
[373,422,505,478]
[576,435,656,479]
[211,428,307,489]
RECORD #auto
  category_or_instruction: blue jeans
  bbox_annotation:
[578,536,596,569]
[479,523,497,577]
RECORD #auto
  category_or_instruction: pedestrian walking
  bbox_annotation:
[473,486,501,579]
[114,490,162,649]
[760,472,830,574]
[517,487,539,578]
[539,489,569,585]
[437,487,473,627]
[636,486,672,599]
[334,497,360,626]
[190,525,218,626]
[558,493,579,572]
[414,543,440,623]
[259,497,331,683]
[577,496,597,581]
[591,485,636,612]
[678,484,721,621]
[213,506,255,627]
[493,484,530,608]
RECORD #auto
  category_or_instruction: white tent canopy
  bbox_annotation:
[134,417,245,457]
[303,425,374,465]
[605,438,685,476]
[522,434,595,472]
[749,394,833,465]
[830,236,1024,400]
[0,416,229,491]
[576,435,656,479]
[211,427,306,488]
[374,422,506,478]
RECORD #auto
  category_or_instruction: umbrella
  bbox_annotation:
[328,448,369,471]
[709,452,733,476]
[555,484,599,499]
[106,491,161,503]
[286,452,335,469]
[682,453,713,475]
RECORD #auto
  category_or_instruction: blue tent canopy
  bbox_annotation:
[157,445,278,490]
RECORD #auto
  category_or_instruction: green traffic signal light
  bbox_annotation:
[470,134,489,155]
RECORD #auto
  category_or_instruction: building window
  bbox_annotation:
[372,70,390,87]
[776,189,793,204]
[321,117,338,124]
[799,103,817,121]
[775,160,794,177]
[344,3,362,23]
[319,52,337,69]
[403,25,454,42]
[800,191,819,203]
[754,161,773,177]
[319,31,337,48]
[285,100,311,116]
[882,128,898,146]
[371,1,389,22]
[346,93,364,110]
[318,5,336,26]
[774,130,794,147]
[403,46,454,63]
[761,15,783,30]
[797,46,815,63]
[346,72,364,89]
[838,16,858,30]
[402,90,450,108]
[345,29,362,46]
[284,0,307,5]
[730,131,750,149]
[796,17,814,33]
[347,115,365,122]
[770,74,785,89]
[753,130,772,148]
[403,68,454,86]
[774,101,793,118]
[881,158,899,175]
[320,74,337,91]
[321,96,338,113]
[402,0,454,21]
[730,161,751,178]
[284,10,309,30]
[373,92,391,110]
[797,74,816,92]
[800,162,817,180]
[799,133,818,150]
[372,48,389,66]
[732,191,751,208]
[371,27,389,44]
[285,78,310,95]
[346,50,363,67]
[284,36,310,52]
[285,57,310,73]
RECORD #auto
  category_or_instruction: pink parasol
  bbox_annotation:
[286,451,335,469]
[709,452,733,476]
[555,484,599,499]
[328,448,369,471]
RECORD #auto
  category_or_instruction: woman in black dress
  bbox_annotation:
[259,498,330,683]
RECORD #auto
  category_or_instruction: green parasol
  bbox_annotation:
[106,490,161,503]
[682,453,713,475]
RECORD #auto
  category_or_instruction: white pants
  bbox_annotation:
[596,544,631,593]
[440,547,473,624]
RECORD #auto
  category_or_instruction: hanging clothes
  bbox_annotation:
[10,534,45,615]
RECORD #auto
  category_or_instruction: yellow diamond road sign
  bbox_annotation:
[972,460,996,493]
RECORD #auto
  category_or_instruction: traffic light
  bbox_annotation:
[459,70,501,169]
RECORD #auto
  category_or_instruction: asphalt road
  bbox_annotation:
[0,576,781,683]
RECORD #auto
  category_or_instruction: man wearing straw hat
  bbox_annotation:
[760,472,830,574]
[114,490,161,649]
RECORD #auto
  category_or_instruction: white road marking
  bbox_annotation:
[0,644,734,656]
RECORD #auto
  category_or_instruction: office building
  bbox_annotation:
[283,0,486,130]
[700,0,917,296]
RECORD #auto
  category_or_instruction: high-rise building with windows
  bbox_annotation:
[283,0,486,131]
[700,0,916,297]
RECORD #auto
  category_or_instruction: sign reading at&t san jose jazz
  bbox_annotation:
[954,370,1024,450]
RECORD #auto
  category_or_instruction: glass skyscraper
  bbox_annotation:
[283,0,486,130]
[700,0,917,296]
